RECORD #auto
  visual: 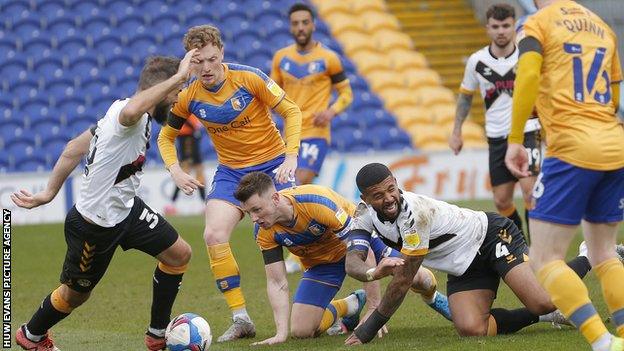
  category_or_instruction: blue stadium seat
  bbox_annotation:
[185,14,214,29]
[372,126,412,150]
[117,77,137,98]
[150,13,183,38]
[23,37,54,61]
[128,34,158,55]
[83,77,112,101]
[1,58,27,82]
[352,92,384,111]
[35,123,67,146]
[361,109,397,129]
[34,57,65,79]
[247,1,281,20]
[341,58,357,74]
[15,158,47,173]
[68,117,96,137]
[162,33,185,56]
[20,97,51,122]
[348,74,370,91]
[36,0,66,22]
[245,53,272,75]
[93,35,124,59]
[44,139,68,168]
[13,80,40,104]
[138,0,170,19]
[0,38,18,61]
[269,31,292,51]
[47,17,77,41]
[213,1,244,22]
[256,12,284,34]
[331,127,355,152]
[57,97,86,117]
[235,33,262,61]
[45,78,76,100]
[82,15,112,40]
[93,96,115,115]
[316,21,331,37]
[331,112,362,130]
[104,55,135,80]
[0,153,9,173]
[71,0,101,18]
[347,130,375,153]
[172,0,205,19]
[58,37,89,57]
[221,17,251,41]
[4,0,31,23]
[13,18,42,41]
[105,0,135,18]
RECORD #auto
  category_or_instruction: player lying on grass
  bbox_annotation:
[11,50,198,351]
[233,172,451,345]
[344,163,596,345]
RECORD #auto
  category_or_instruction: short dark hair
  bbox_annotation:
[137,56,180,91]
[486,3,515,21]
[234,172,275,202]
[356,163,393,193]
[288,3,315,20]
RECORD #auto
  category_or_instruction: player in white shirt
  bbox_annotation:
[12,50,198,351]
[449,4,540,240]
[343,163,596,345]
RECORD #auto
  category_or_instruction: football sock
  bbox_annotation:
[151,263,186,329]
[172,187,180,202]
[199,187,206,200]
[344,293,360,316]
[567,255,592,279]
[318,299,349,333]
[524,207,531,244]
[591,333,613,351]
[207,243,246,312]
[490,308,539,334]
[538,260,608,344]
[27,287,72,337]
[594,258,624,337]
[500,205,524,235]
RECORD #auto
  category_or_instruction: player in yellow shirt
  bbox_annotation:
[272,3,353,274]
[271,3,352,185]
[505,1,624,350]
[233,172,452,345]
[157,25,302,342]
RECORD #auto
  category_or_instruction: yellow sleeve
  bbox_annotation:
[613,83,620,112]
[157,125,181,168]
[330,80,353,114]
[256,227,279,251]
[247,71,286,109]
[509,51,543,144]
[270,53,283,87]
[273,96,302,155]
[611,36,622,84]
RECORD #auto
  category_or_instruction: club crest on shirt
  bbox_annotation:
[230,96,246,111]
[307,220,326,236]
[498,228,512,244]
[308,62,319,74]
[404,232,420,247]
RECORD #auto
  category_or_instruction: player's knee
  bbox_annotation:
[60,285,91,308]
[203,225,228,245]
[493,197,512,211]
[455,320,488,337]
[173,241,192,266]
[290,325,315,339]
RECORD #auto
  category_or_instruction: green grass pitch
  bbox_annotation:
[10,199,624,350]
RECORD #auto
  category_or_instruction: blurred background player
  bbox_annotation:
[158,25,302,342]
[164,114,206,216]
[234,172,450,344]
[505,1,624,350]
[450,4,540,241]
[345,163,592,345]
[12,52,197,351]
[271,3,353,274]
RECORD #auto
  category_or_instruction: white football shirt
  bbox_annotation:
[76,99,151,227]
[461,45,540,138]
[353,191,488,276]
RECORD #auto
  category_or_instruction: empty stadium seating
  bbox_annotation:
[1,0,418,173]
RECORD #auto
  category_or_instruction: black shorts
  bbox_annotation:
[60,197,179,292]
[176,135,202,164]
[447,212,529,296]
[488,130,541,187]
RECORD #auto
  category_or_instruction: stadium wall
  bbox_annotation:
[2,149,496,225]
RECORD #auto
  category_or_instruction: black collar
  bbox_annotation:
[488,44,516,60]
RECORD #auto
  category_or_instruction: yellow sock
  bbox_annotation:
[411,268,437,302]
[538,260,607,344]
[317,299,348,333]
[594,258,624,337]
[207,243,245,311]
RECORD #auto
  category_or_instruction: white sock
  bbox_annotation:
[148,327,166,337]
[344,294,359,316]
[24,326,44,342]
[591,333,613,351]
[233,307,250,321]
[422,291,437,305]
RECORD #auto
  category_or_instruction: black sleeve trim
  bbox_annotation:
[89,125,97,135]
[167,112,186,130]
[519,36,543,55]
[262,246,284,265]
[330,71,347,84]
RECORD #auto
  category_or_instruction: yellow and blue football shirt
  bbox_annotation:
[255,184,356,269]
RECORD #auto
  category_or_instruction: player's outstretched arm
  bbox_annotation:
[119,49,198,127]
[346,254,423,345]
[253,255,290,346]
[11,128,93,209]
[449,92,473,155]
[272,97,302,184]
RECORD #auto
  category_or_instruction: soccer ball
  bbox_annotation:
[165,313,212,351]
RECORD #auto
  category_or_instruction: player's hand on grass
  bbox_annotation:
[11,189,54,209]
[251,334,287,346]
[448,131,463,155]
[345,332,363,345]
[504,142,530,178]
[313,109,336,127]
[373,257,404,280]
[170,163,204,195]
[358,309,388,339]
[274,154,297,184]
